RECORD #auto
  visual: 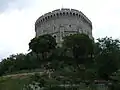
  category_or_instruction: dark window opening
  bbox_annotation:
[73,13,75,16]
[48,16,50,19]
[51,15,52,18]
[56,13,59,16]
[70,34,72,36]
[69,25,71,27]
[45,17,47,20]
[76,13,78,16]
[60,13,62,15]
[53,35,57,38]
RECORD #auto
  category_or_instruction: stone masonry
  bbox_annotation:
[35,8,93,45]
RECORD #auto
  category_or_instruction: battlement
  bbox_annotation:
[35,8,92,29]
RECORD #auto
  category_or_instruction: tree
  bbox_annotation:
[94,37,120,80]
[63,34,94,66]
[29,34,57,60]
[61,34,96,86]
[109,70,120,90]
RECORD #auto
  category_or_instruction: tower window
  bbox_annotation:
[73,13,75,16]
[76,13,78,16]
[51,15,52,18]
[56,13,59,16]
[45,17,47,20]
[53,35,57,38]
[70,34,73,36]
[69,25,71,27]
[60,13,62,15]
[48,16,50,19]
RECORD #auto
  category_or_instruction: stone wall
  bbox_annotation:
[35,8,93,43]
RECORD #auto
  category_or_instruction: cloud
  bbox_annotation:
[32,0,120,39]
[0,10,35,60]
[0,0,120,60]
[0,0,13,12]
[0,0,34,12]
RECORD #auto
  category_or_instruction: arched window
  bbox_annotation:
[48,16,50,19]
[53,35,56,38]
[69,25,71,27]
[70,34,73,36]
[45,17,47,20]
[73,13,75,16]
[50,15,52,18]
[56,13,59,16]
[66,12,68,15]
[53,35,57,40]
[76,13,78,16]
[60,13,62,15]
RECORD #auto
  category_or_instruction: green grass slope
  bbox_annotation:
[0,76,30,90]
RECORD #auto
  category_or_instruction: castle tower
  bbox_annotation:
[35,8,93,45]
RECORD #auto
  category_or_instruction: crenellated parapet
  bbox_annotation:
[35,8,93,45]
[35,8,92,31]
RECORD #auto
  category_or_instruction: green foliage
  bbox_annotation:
[63,34,94,65]
[1,33,120,90]
[0,53,41,76]
[23,70,98,90]
[95,37,120,80]
[29,34,57,60]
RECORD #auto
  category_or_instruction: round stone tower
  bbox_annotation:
[35,8,93,45]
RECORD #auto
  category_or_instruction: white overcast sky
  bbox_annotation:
[0,0,120,59]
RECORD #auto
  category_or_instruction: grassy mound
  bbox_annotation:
[0,75,30,90]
